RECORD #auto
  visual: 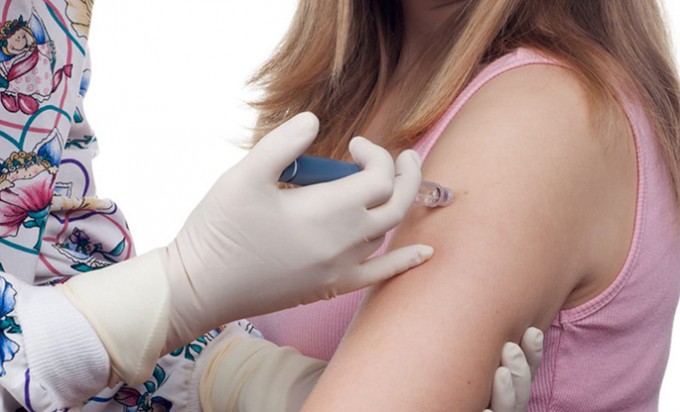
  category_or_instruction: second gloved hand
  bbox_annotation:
[197,324,544,412]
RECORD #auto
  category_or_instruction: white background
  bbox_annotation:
[86,1,680,408]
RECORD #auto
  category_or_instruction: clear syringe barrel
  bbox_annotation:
[416,180,454,208]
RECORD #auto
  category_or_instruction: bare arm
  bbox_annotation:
[301,65,637,411]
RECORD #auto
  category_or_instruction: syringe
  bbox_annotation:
[279,156,453,208]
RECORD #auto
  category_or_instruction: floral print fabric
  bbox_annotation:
[0,1,218,410]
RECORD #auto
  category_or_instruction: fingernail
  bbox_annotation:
[285,112,319,137]
[512,350,525,368]
[350,136,368,145]
[498,367,512,385]
[506,343,523,362]
[408,150,422,167]
[292,111,318,124]
[348,136,365,153]
[416,245,434,263]
[536,330,544,347]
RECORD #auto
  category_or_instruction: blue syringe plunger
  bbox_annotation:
[279,156,361,186]
[279,156,453,207]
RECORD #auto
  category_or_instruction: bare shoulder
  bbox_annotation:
[434,63,607,171]
[301,64,637,411]
[420,62,637,308]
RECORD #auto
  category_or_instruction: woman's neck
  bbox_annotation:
[400,0,465,58]
[363,1,467,145]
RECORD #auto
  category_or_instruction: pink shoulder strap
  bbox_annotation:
[413,48,559,160]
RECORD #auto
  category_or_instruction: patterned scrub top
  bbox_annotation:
[0,1,222,411]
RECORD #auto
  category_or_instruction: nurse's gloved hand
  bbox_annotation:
[58,112,431,386]
[164,112,431,351]
[485,327,544,412]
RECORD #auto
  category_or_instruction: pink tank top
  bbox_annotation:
[252,48,680,410]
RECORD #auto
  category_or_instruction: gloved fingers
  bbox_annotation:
[244,112,320,184]
[348,136,396,208]
[307,136,396,210]
[365,149,422,238]
[501,342,532,410]
[348,244,433,290]
[520,327,544,378]
[360,233,386,253]
[490,366,516,412]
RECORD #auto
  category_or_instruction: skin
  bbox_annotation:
[301,2,638,411]
[400,0,466,47]
[396,0,468,82]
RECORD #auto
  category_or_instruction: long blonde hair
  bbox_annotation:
[249,0,680,205]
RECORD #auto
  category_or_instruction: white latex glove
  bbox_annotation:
[58,112,432,385]
[198,325,544,412]
[485,327,544,412]
[164,112,431,350]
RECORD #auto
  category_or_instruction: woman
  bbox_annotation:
[0,0,537,410]
[204,0,680,410]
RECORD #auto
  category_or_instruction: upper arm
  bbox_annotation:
[301,65,633,411]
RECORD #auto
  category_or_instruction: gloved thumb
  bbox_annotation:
[501,342,531,409]
[245,112,320,183]
[520,327,543,378]
[490,366,516,412]
[350,244,433,289]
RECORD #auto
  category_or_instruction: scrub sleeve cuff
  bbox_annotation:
[14,281,110,407]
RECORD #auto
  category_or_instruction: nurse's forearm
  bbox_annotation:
[197,328,543,412]
[199,338,326,412]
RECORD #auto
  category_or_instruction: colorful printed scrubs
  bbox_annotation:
[0,1,222,410]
